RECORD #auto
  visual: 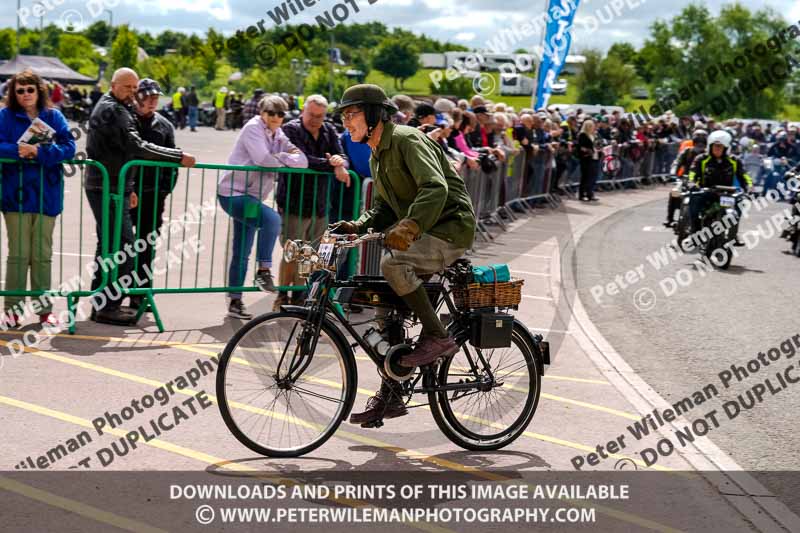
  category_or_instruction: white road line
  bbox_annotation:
[522,294,553,301]
[53,251,94,258]
[511,269,549,277]
[520,253,553,259]
[526,326,572,335]
[567,194,800,532]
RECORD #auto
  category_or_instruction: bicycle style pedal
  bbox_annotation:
[361,419,384,429]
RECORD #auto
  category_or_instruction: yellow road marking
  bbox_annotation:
[0,394,451,533]
[539,393,639,420]
[0,343,682,531]
[0,475,168,533]
[222,351,638,423]
[0,336,651,463]
[1,331,610,385]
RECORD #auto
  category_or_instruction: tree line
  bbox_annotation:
[576,3,800,118]
[0,20,463,99]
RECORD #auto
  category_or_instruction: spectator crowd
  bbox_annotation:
[1,66,798,326]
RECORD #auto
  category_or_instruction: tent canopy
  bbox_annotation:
[0,55,96,85]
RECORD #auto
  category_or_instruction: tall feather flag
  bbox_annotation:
[534,0,581,109]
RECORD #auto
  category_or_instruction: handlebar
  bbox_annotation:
[328,230,385,249]
[283,229,384,276]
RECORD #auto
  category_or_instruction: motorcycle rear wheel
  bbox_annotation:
[705,235,732,270]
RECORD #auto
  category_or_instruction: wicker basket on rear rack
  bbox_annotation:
[451,264,524,311]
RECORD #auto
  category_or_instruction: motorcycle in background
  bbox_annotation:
[675,185,745,269]
[157,102,178,127]
[761,157,795,199]
[781,171,800,256]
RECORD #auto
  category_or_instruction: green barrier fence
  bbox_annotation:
[115,160,361,332]
[0,158,114,334]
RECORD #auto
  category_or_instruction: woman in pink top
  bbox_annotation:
[449,110,480,169]
[217,95,308,319]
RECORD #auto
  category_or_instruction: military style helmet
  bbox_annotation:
[339,84,398,143]
[339,84,398,113]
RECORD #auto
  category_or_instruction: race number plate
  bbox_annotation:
[318,243,334,265]
[720,196,735,207]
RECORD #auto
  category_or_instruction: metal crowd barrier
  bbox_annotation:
[1,141,683,334]
[0,158,114,333]
[358,178,382,277]
[504,150,532,214]
[520,148,557,207]
[561,141,682,194]
[105,160,362,332]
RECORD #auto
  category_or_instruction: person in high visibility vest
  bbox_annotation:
[214,86,228,130]
[172,87,186,130]
[664,129,707,227]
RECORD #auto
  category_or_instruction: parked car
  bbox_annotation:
[551,78,568,95]
[500,73,535,96]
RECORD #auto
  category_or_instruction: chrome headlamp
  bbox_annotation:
[283,240,300,263]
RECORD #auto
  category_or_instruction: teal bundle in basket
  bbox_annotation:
[472,264,510,283]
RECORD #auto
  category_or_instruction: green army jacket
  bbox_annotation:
[356,120,476,249]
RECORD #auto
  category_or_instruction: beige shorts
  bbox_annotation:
[381,233,465,296]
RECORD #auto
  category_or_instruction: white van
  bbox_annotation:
[500,74,535,96]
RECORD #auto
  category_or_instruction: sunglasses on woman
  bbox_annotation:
[265,110,285,118]
[16,87,37,95]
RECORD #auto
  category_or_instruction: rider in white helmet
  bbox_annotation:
[686,130,753,245]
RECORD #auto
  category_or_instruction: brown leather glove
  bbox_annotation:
[385,218,421,251]
[329,220,361,235]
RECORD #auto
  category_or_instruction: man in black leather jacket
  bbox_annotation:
[85,68,195,325]
[126,78,183,312]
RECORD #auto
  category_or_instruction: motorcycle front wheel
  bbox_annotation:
[216,310,358,457]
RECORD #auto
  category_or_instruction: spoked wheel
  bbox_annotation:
[216,310,357,457]
[428,321,541,451]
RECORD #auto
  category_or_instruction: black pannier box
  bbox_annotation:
[470,312,513,349]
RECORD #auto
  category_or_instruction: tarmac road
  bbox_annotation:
[0,124,794,531]
[577,194,800,512]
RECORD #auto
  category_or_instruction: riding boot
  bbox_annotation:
[349,379,407,427]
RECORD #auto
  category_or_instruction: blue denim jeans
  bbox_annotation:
[218,195,282,298]
[187,106,198,129]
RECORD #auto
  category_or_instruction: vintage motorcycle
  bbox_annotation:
[216,230,550,457]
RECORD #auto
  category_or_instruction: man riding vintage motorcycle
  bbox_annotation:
[329,84,477,427]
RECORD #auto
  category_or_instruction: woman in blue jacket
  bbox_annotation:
[0,69,76,327]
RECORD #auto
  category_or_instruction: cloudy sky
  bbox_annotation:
[6,0,800,53]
